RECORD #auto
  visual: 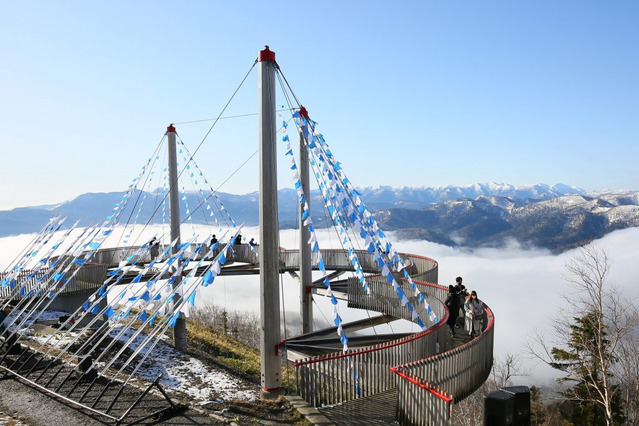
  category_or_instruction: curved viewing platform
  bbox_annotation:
[1,244,493,425]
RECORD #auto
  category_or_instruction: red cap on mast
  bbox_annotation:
[167,124,176,133]
[258,45,276,62]
[298,106,309,120]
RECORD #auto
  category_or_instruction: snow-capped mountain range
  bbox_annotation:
[372,191,639,252]
[1,183,637,252]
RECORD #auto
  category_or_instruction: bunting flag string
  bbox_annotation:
[3,222,94,310]
[177,140,222,233]
[176,137,239,232]
[292,112,438,329]
[100,228,241,380]
[114,231,241,385]
[0,222,114,347]
[0,216,66,290]
[292,117,374,295]
[161,166,169,240]
[281,123,349,352]
[91,237,205,373]
[35,235,185,367]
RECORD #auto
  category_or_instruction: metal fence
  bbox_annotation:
[294,314,449,407]
[293,252,495,425]
[391,305,495,426]
[294,254,448,407]
[0,262,108,302]
[279,249,382,273]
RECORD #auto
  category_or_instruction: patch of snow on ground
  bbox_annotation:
[30,329,79,348]
[110,327,257,402]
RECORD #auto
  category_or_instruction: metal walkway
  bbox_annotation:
[316,322,474,425]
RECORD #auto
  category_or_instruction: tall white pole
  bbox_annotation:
[258,46,282,398]
[298,107,313,334]
[167,124,187,351]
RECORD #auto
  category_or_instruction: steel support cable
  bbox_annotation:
[0,225,103,367]
[0,216,60,275]
[114,133,167,252]
[113,61,258,252]
[185,60,257,162]
[174,147,258,230]
[277,80,409,336]
[173,115,294,229]
[274,65,303,110]
[172,108,294,125]
[312,298,332,329]
[174,139,213,231]
[174,136,235,230]
[36,237,187,388]
[92,232,239,403]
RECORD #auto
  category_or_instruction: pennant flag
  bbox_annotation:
[104,306,116,319]
[187,290,196,305]
[203,270,215,286]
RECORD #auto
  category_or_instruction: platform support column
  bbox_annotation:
[167,124,187,351]
[258,46,282,398]
[298,108,313,334]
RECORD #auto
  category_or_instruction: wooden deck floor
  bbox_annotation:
[319,389,398,425]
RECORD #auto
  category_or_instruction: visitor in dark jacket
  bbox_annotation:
[445,285,460,336]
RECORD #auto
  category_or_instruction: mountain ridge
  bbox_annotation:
[1,183,637,252]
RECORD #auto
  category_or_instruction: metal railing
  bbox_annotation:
[293,254,446,407]
[294,311,449,406]
[292,252,495,426]
[0,263,108,301]
[391,305,495,426]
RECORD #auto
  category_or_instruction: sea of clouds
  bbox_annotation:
[2,224,638,388]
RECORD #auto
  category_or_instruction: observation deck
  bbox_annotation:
[1,244,493,425]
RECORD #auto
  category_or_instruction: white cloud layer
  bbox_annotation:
[2,224,638,387]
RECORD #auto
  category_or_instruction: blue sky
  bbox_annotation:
[1,1,638,210]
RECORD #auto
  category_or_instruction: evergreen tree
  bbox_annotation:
[529,245,639,426]
[550,312,623,425]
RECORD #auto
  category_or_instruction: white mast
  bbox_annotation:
[298,107,313,333]
[257,46,282,398]
[167,124,187,351]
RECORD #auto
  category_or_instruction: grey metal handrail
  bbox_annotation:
[391,304,495,426]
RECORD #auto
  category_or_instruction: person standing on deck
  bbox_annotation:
[445,285,461,336]
[464,291,485,337]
